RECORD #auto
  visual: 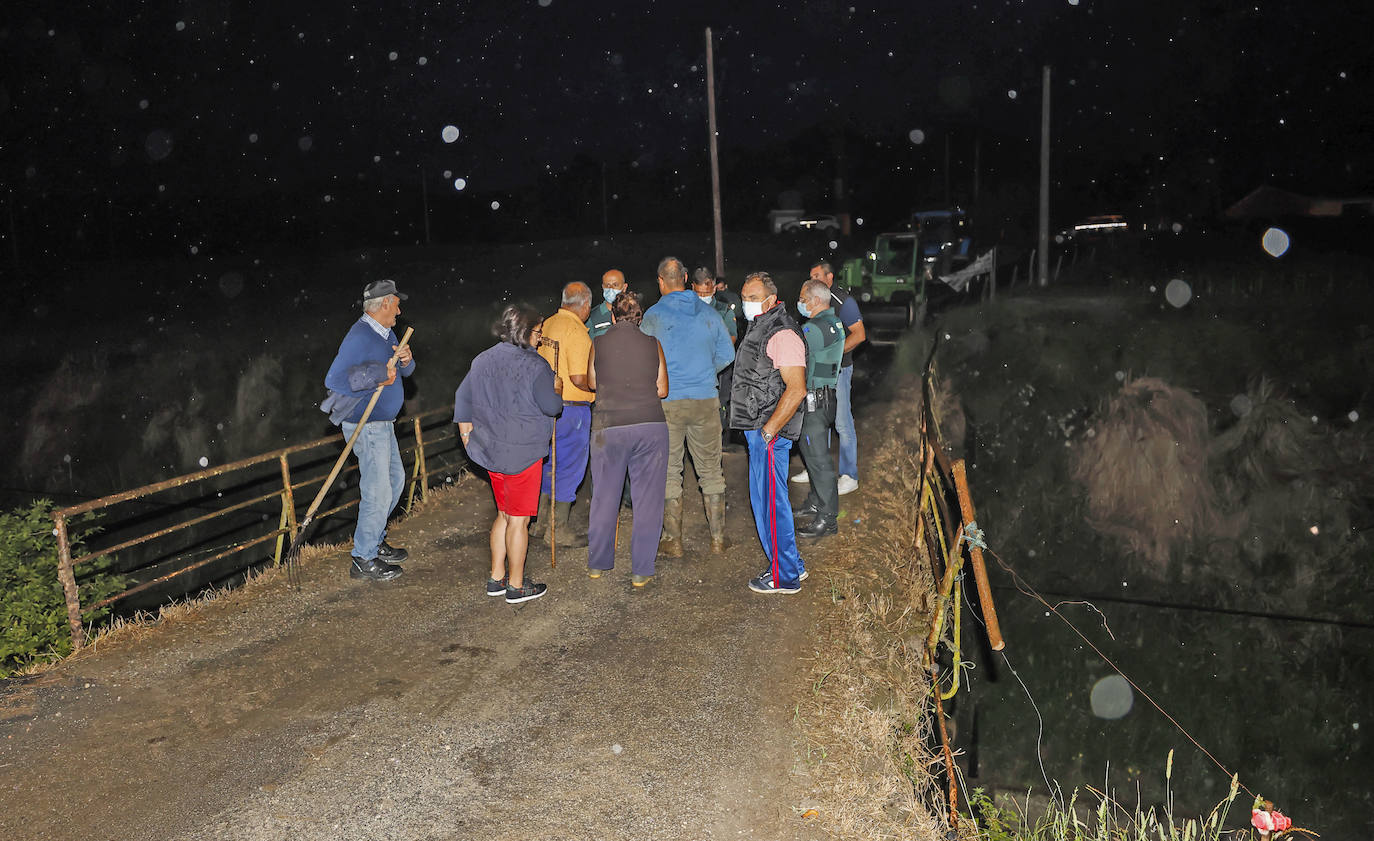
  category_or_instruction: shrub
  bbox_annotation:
[0,500,125,676]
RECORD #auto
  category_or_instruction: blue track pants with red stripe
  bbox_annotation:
[744,430,804,586]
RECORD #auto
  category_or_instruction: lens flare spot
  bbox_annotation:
[1262,227,1291,257]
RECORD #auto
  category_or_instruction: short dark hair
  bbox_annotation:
[691,266,715,287]
[810,260,833,275]
[657,256,686,288]
[610,290,645,325]
[744,271,777,297]
[493,303,542,348]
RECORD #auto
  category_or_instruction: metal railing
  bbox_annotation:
[50,406,462,649]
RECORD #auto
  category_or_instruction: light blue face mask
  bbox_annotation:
[603,287,621,303]
[698,294,714,304]
[797,300,812,319]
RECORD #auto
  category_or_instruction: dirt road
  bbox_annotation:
[0,448,830,841]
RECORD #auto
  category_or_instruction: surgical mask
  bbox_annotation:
[797,300,812,319]
[698,294,714,304]
[603,287,620,303]
[742,301,765,321]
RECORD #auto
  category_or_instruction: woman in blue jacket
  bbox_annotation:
[454,304,564,604]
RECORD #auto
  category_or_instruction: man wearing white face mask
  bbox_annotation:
[692,266,739,450]
[587,268,626,340]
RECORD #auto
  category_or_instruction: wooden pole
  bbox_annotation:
[419,167,431,245]
[1038,65,1051,287]
[950,459,1004,651]
[705,27,725,279]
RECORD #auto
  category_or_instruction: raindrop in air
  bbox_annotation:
[454,178,467,191]
[908,129,926,145]
[198,456,209,468]
[1171,222,1183,233]
[1114,371,1125,382]
[248,132,259,143]
[828,240,839,250]
[441,125,460,143]
[442,169,452,179]
[219,272,245,298]
[1349,410,1360,422]
[298,136,314,152]
[490,200,500,210]
[145,129,174,161]
[139,99,149,110]
[855,217,864,226]
[175,21,186,31]
[1230,394,1253,418]
[1164,278,1192,308]
[1007,89,1018,99]
[1090,675,1133,719]
[1261,227,1290,257]
[388,51,398,61]
[539,0,553,6]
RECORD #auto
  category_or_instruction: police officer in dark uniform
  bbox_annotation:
[792,278,845,538]
[692,267,741,449]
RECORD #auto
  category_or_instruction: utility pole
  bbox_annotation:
[1038,65,1051,287]
[705,27,725,279]
[419,167,432,245]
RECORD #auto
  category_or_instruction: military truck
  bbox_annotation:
[838,231,927,345]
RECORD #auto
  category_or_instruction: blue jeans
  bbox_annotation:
[342,420,405,561]
[540,403,592,502]
[835,364,858,478]
[744,430,804,585]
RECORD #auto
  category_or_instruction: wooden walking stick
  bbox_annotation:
[545,336,561,569]
[284,327,413,587]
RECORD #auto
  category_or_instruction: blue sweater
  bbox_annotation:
[323,319,416,423]
[453,342,563,475]
[640,290,735,401]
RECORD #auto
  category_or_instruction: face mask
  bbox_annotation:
[603,287,620,303]
[698,294,714,304]
[742,301,765,321]
[797,300,812,319]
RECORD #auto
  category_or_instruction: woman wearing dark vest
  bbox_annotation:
[585,291,670,586]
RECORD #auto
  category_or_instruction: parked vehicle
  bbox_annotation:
[911,208,975,277]
[839,231,926,345]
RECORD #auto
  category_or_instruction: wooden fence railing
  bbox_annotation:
[51,406,461,649]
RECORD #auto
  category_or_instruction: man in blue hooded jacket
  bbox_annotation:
[639,256,735,556]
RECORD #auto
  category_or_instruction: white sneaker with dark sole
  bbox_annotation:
[837,475,859,495]
[790,469,810,484]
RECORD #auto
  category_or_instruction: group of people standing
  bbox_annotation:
[323,255,866,604]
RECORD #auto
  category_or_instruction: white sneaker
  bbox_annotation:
[791,469,810,484]
[837,475,859,495]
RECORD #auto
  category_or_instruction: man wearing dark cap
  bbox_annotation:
[323,279,416,582]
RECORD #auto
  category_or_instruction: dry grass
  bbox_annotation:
[1069,377,1238,571]
[796,392,949,841]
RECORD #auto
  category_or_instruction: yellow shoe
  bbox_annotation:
[588,569,604,579]
[631,574,652,588]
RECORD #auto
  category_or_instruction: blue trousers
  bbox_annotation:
[836,364,858,478]
[744,430,804,586]
[341,420,405,561]
[541,403,591,502]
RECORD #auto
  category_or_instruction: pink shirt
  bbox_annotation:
[766,329,806,369]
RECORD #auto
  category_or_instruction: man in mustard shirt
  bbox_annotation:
[530,282,595,547]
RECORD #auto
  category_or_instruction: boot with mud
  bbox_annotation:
[528,493,552,539]
[546,500,588,548]
[658,496,683,558]
[705,493,729,554]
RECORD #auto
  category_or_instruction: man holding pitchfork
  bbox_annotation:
[323,280,416,583]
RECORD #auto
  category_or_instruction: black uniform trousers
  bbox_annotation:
[797,387,839,520]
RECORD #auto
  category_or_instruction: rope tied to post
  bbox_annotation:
[960,520,987,550]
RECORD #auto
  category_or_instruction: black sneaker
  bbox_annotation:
[796,517,837,539]
[350,557,403,582]
[505,581,548,604]
[485,577,508,597]
[748,573,800,595]
[377,541,408,563]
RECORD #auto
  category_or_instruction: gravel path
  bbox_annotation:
[0,449,826,841]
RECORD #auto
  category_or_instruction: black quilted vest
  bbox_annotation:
[728,304,805,440]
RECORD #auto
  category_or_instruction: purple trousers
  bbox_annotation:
[588,422,669,577]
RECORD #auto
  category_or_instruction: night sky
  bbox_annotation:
[2,1,1370,254]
